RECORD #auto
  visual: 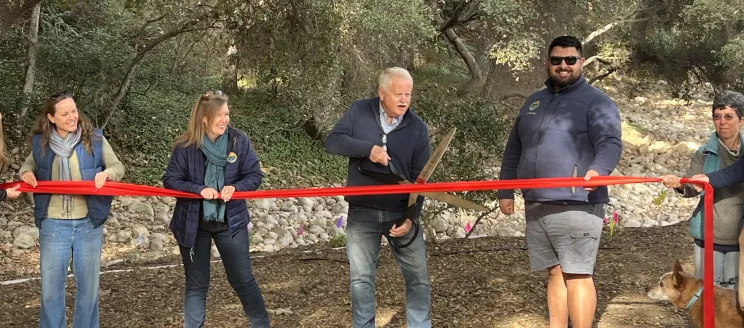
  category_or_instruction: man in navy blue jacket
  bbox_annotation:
[498,36,622,328]
[326,67,432,328]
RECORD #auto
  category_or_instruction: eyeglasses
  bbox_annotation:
[713,114,738,121]
[549,56,580,66]
[382,133,387,151]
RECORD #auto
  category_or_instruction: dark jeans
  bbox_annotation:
[179,228,270,328]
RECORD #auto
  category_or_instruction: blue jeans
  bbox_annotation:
[179,228,270,328]
[39,217,103,328]
[346,205,431,328]
[693,244,740,289]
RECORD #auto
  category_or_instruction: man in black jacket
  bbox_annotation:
[326,67,432,328]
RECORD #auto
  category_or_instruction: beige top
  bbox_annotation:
[20,136,125,219]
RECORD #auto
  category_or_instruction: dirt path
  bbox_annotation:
[0,224,697,327]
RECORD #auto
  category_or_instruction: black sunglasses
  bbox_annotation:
[50,91,70,100]
[549,56,580,65]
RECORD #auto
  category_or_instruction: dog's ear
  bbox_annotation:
[672,260,684,288]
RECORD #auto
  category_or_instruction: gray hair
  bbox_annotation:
[378,67,413,91]
[712,90,744,118]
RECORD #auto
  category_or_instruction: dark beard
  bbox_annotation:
[549,74,579,88]
[549,74,580,89]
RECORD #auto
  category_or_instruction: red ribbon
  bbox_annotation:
[692,179,715,328]
[1,176,661,199]
[0,176,715,327]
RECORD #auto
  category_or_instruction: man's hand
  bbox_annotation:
[390,204,416,237]
[689,174,709,192]
[369,145,391,166]
[499,199,514,215]
[660,175,682,188]
[389,219,412,237]
[584,169,600,191]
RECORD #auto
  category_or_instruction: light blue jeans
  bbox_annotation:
[39,217,103,328]
[693,243,739,289]
[346,205,431,328]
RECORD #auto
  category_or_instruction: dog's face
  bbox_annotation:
[646,260,687,304]
[647,272,679,301]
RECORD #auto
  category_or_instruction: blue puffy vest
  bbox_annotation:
[31,128,114,228]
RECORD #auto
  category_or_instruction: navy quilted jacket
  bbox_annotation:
[163,127,262,248]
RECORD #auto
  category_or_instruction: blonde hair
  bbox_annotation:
[172,91,229,149]
[378,67,413,91]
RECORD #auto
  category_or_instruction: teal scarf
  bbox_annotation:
[201,133,228,222]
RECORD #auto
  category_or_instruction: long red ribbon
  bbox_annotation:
[0,176,715,327]
[699,180,715,328]
[0,176,661,198]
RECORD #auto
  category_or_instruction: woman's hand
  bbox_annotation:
[94,172,110,189]
[220,186,236,202]
[200,187,219,200]
[20,171,37,188]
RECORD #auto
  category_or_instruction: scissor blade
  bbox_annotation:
[416,128,456,184]
[408,128,457,207]
[419,191,489,212]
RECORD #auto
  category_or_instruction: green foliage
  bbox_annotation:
[231,0,436,134]
[227,91,348,189]
[652,189,667,206]
[631,0,744,92]
[414,68,512,204]
[489,33,543,75]
[105,90,193,184]
[9,0,724,196]
[328,234,346,248]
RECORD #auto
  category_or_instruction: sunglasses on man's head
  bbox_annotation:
[549,56,580,66]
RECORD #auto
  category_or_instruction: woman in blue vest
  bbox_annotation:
[162,90,270,328]
[0,111,21,200]
[661,90,744,289]
[19,92,125,328]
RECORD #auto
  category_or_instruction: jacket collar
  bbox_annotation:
[370,97,414,131]
[702,132,744,155]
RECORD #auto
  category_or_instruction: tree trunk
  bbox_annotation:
[221,63,238,95]
[442,27,484,95]
[20,2,41,118]
[221,45,239,94]
[100,19,210,129]
[429,0,485,95]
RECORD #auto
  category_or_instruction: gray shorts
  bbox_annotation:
[525,202,605,274]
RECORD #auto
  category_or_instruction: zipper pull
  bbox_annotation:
[572,165,578,193]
